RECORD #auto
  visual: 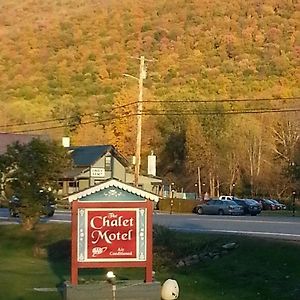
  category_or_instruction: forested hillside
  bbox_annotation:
[0,0,299,196]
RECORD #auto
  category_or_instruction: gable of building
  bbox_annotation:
[69,145,129,168]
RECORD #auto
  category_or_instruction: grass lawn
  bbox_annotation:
[0,223,300,300]
[260,209,300,217]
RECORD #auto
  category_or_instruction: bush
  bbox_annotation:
[158,198,199,213]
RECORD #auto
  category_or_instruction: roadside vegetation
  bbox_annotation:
[1,223,300,300]
[0,139,71,230]
[157,197,300,216]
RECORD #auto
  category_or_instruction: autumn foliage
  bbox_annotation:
[0,0,299,196]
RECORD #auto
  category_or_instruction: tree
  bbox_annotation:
[185,116,212,191]
[272,115,300,194]
[291,140,300,185]
[106,86,138,157]
[0,138,71,230]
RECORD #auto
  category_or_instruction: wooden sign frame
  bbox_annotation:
[70,200,153,285]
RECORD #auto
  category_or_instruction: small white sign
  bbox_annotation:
[90,167,105,178]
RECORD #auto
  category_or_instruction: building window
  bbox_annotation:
[69,181,79,188]
[105,156,112,171]
[58,181,63,188]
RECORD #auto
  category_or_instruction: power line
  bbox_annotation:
[4,107,300,134]
[5,112,138,134]
[0,101,137,129]
[1,96,299,129]
[147,96,300,103]
[0,116,76,128]
[143,107,300,115]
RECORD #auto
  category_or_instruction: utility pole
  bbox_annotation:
[197,167,202,199]
[292,191,296,217]
[124,55,151,187]
[134,55,146,187]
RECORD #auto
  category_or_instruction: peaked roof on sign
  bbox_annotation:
[68,178,160,203]
[69,144,129,167]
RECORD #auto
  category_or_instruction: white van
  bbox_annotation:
[219,195,234,201]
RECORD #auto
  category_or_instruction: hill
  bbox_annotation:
[0,0,299,195]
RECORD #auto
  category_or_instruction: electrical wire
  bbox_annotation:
[0,101,138,129]
[143,107,300,115]
[146,96,300,103]
[4,106,300,134]
[0,96,299,129]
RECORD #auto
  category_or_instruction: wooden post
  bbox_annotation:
[145,200,153,282]
[134,55,145,187]
[71,201,78,285]
[197,167,202,198]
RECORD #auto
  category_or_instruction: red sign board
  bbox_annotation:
[71,199,154,285]
[87,210,137,259]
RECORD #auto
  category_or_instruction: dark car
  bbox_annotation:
[233,198,262,216]
[269,199,287,210]
[9,196,56,217]
[193,199,243,215]
[256,199,276,210]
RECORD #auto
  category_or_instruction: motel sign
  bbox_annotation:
[68,179,159,285]
[80,208,143,261]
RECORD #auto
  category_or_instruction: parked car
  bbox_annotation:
[255,199,276,210]
[9,195,56,217]
[193,199,243,215]
[269,199,287,210]
[233,198,262,216]
[219,195,234,201]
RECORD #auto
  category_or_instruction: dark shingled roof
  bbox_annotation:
[69,145,129,167]
[0,132,48,154]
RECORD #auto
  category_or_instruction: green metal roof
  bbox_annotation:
[69,145,129,167]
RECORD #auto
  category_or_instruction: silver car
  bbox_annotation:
[194,199,243,215]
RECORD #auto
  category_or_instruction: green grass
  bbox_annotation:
[0,224,300,300]
[260,209,300,217]
[167,238,300,300]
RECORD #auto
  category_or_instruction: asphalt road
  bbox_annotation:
[1,208,300,241]
[153,213,300,241]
